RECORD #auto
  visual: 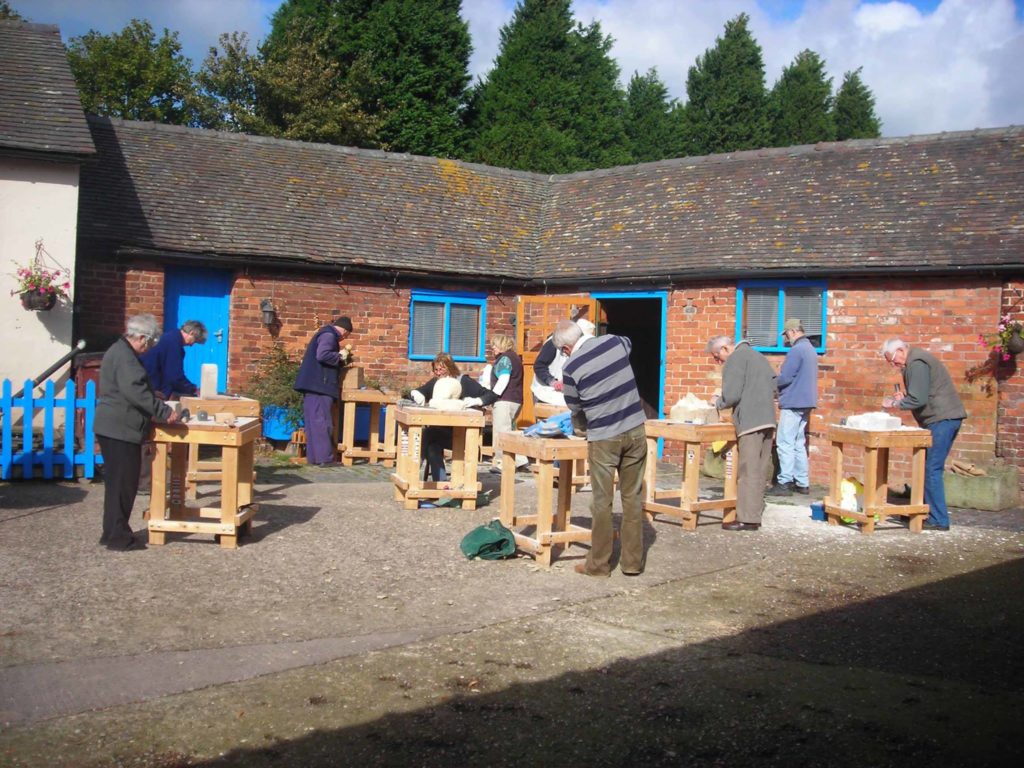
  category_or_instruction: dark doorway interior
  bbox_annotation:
[598,298,662,419]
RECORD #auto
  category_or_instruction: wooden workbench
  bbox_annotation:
[147,416,261,549]
[497,430,592,566]
[824,424,932,533]
[643,420,737,530]
[178,395,260,499]
[339,389,399,467]
[391,404,484,510]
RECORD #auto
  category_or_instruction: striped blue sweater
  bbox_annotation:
[562,335,646,441]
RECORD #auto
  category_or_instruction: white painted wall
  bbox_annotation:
[0,156,79,390]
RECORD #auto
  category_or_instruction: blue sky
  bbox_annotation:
[13,0,1024,138]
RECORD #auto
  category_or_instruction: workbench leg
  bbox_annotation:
[394,424,409,501]
[222,445,240,539]
[500,449,516,520]
[722,441,737,524]
[148,442,168,522]
[643,436,658,508]
[382,407,397,468]
[219,534,238,550]
[861,447,880,534]
[556,459,573,535]
[463,427,480,510]
[341,401,356,466]
[908,445,927,532]
[681,441,701,530]
[238,444,254,508]
[169,443,189,518]
[451,427,466,489]
[536,460,556,566]
[368,405,381,465]
[148,530,165,546]
[186,444,199,500]
[829,441,844,504]
[404,426,423,510]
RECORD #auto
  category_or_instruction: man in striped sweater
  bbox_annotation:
[554,320,648,577]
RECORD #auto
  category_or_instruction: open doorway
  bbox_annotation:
[592,292,666,420]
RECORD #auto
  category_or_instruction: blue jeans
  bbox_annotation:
[776,408,811,487]
[925,418,962,527]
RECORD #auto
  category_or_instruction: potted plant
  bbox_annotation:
[979,314,1024,360]
[10,256,70,311]
[245,343,304,440]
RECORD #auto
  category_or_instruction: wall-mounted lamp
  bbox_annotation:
[260,299,277,327]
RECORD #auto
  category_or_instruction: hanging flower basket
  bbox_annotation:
[1007,330,1024,356]
[20,291,57,311]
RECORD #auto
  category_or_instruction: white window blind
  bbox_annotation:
[784,287,824,338]
[744,288,778,346]
[411,302,444,357]
[448,304,480,357]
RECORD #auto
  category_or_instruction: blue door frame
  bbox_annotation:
[164,267,233,393]
[591,290,668,457]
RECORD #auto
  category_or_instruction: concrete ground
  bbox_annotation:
[0,458,1022,767]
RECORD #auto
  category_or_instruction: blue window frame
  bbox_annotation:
[736,280,827,353]
[409,290,487,361]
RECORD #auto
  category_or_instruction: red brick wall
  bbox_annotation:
[661,277,1014,489]
[76,257,164,342]
[996,281,1024,491]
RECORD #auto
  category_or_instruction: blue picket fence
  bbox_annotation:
[0,379,103,480]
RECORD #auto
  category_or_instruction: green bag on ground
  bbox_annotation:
[460,519,515,560]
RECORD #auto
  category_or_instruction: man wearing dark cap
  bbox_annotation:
[772,318,818,495]
[294,316,353,466]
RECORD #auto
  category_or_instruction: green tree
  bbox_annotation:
[263,0,471,156]
[66,19,211,126]
[468,0,629,173]
[195,32,263,133]
[681,13,770,156]
[257,17,381,146]
[768,49,834,147]
[832,67,882,140]
[0,1,25,20]
[624,68,679,163]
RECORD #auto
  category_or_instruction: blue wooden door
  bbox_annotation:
[164,267,232,393]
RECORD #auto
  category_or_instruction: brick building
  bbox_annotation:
[73,116,1024,489]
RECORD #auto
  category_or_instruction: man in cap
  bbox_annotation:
[771,319,818,495]
[294,316,354,467]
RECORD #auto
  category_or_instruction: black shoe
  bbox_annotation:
[793,485,810,495]
[922,521,950,532]
[768,482,793,496]
[314,461,340,468]
[722,521,761,531]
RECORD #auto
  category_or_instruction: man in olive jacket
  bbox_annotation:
[95,314,178,551]
[707,336,777,531]
[881,339,967,531]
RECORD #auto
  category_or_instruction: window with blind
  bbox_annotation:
[409,290,487,361]
[737,281,827,353]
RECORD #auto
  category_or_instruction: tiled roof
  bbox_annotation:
[0,21,94,157]
[78,118,543,280]
[538,129,1024,282]
[78,117,1024,283]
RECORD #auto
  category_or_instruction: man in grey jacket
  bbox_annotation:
[95,314,178,551]
[707,336,777,531]
[772,319,818,495]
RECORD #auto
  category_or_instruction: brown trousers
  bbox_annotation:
[737,428,775,525]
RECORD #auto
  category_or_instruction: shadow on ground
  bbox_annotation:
[172,559,1024,768]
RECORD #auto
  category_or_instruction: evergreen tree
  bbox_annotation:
[681,13,770,156]
[468,0,628,173]
[768,49,835,147]
[263,0,470,156]
[66,19,211,126]
[196,32,263,133]
[0,1,25,20]
[832,67,882,140]
[624,68,679,163]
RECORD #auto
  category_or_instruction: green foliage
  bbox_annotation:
[195,32,264,133]
[66,19,213,126]
[768,49,835,147]
[832,67,882,140]
[681,13,771,156]
[244,343,304,428]
[467,0,629,173]
[625,68,680,163]
[0,1,25,20]
[258,16,382,146]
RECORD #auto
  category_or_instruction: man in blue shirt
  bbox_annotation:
[141,320,208,398]
[772,319,818,495]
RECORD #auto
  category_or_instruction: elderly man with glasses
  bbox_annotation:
[706,335,777,531]
[95,314,179,551]
[880,338,966,531]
